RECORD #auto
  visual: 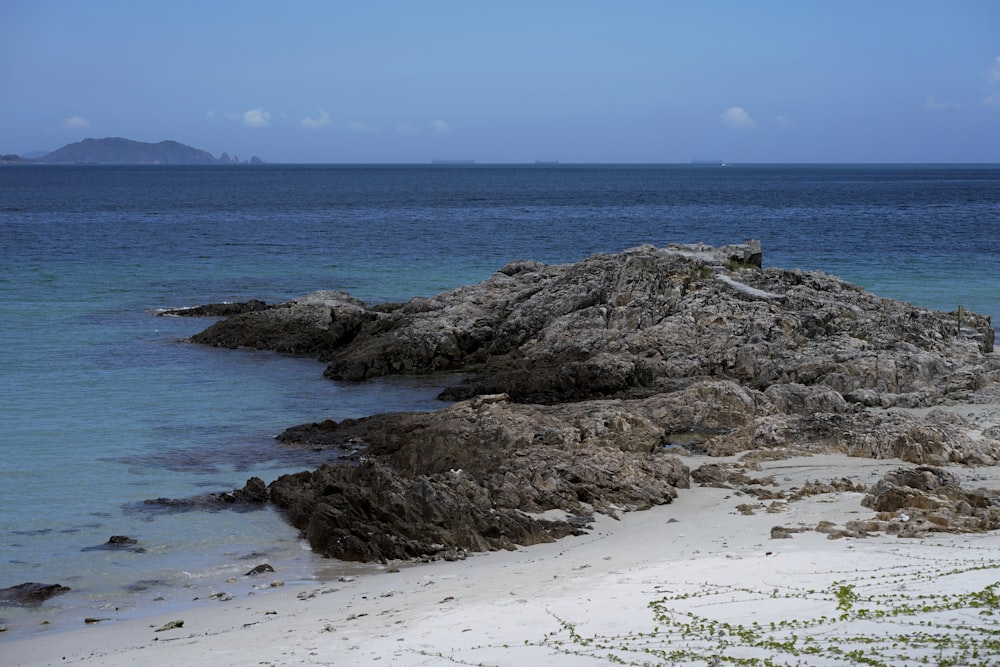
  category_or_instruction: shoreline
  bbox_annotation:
[8,408,1000,666]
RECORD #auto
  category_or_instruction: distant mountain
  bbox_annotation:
[33,137,263,165]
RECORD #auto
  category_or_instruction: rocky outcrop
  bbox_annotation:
[191,291,372,357]
[137,476,269,512]
[186,242,1000,560]
[0,583,71,605]
[269,393,689,561]
[192,242,995,406]
[857,466,1000,535]
[702,407,1000,465]
[158,300,271,318]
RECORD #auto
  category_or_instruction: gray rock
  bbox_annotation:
[858,466,1000,535]
[271,394,689,561]
[183,242,1000,559]
[0,583,71,605]
[192,242,994,406]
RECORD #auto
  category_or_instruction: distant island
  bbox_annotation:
[3,137,263,165]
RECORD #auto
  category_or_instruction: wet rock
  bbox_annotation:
[0,583,71,605]
[192,291,371,357]
[82,535,146,553]
[158,300,270,317]
[231,476,269,504]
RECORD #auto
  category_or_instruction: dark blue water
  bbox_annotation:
[1,163,997,638]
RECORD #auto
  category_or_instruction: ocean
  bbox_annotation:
[1,163,998,639]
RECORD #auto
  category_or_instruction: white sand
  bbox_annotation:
[7,424,1000,666]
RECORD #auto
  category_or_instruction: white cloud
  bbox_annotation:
[301,110,330,129]
[925,96,961,111]
[61,115,90,130]
[347,121,381,133]
[430,119,450,134]
[243,107,271,128]
[985,56,1000,108]
[396,123,421,136]
[720,106,756,130]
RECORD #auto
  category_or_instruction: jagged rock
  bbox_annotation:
[192,291,371,356]
[137,476,269,512]
[691,462,764,489]
[158,300,270,317]
[0,583,71,605]
[154,619,184,632]
[859,466,1000,534]
[181,243,1000,560]
[191,242,994,406]
[270,394,689,561]
[703,409,1000,465]
[233,476,269,503]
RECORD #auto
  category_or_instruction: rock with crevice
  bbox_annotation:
[857,466,1000,535]
[268,393,690,561]
[183,242,1000,560]
[192,242,994,407]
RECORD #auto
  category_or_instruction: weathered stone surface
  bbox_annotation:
[703,408,1000,465]
[0,583,71,605]
[192,291,372,357]
[138,476,270,513]
[158,300,271,318]
[192,242,995,407]
[270,394,689,561]
[858,466,1000,535]
[183,242,1000,559]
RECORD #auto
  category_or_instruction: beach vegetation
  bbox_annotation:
[503,559,1000,667]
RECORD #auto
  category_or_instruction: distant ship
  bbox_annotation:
[431,159,475,164]
[691,159,730,166]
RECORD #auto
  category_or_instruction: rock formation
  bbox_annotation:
[187,242,1000,561]
[856,466,1000,536]
[0,583,71,605]
[193,241,994,405]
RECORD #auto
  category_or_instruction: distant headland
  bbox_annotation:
[1,137,263,165]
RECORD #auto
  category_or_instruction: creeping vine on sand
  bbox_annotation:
[531,559,1000,667]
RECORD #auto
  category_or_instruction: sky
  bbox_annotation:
[2,1,999,163]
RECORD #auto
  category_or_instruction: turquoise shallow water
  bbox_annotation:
[0,164,997,638]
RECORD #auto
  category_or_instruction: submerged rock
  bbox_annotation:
[82,535,146,553]
[158,299,271,317]
[0,583,71,605]
[136,476,270,513]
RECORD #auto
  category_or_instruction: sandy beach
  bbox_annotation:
[8,396,1000,667]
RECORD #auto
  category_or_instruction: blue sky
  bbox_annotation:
[2,1,999,163]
